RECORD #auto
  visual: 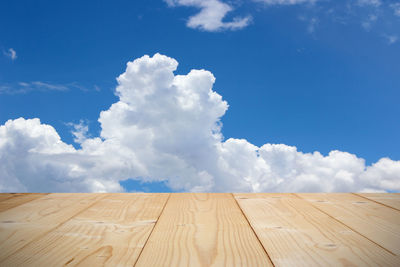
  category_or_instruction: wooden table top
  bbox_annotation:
[0,193,399,266]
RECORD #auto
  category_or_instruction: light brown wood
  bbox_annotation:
[0,193,48,212]
[1,193,399,266]
[235,193,400,267]
[0,193,105,262]
[297,193,400,255]
[0,194,14,202]
[356,193,400,211]
[0,193,169,267]
[135,193,272,267]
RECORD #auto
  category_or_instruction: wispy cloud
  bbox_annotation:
[28,81,69,91]
[0,81,97,94]
[384,34,398,45]
[307,17,319,33]
[166,0,400,40]
[255,0,317,5]
[291,1,399,39]
[298,16,319,34]
[391,3,400,16]
[357,0,381,7]
[361,14,378,31]
[3,48,17,60]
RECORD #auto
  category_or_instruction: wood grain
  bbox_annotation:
[135,193,272,267]
[0,194,14,202]
[0,193,105,262]
[356,193,400,211]
[297,193,400,256]
[0,193,399,267]
[0,193,169,267]
[0,193,48,212]
[235,193,400,267]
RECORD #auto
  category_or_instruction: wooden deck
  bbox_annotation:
[0,193,399,266]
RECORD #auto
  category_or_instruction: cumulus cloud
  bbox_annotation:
[1,54,399,193]
[3,48,17,60]
[165,0,251,31]
[67,120,90,145]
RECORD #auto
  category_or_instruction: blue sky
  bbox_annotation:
[0,0,399,193]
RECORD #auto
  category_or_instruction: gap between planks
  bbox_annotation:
[0,193,107,263]
[134,193,273,266]
[0,194,170,266]
[235,193,400,266]
[353,193,400,212]
[1,193,399,267]
[132,193,171,267]
[231,193,275,267]
[295,193,400,256]
[292,193,396,256]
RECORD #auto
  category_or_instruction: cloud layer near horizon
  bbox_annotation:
[1,54,399,193]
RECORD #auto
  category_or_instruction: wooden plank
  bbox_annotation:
[0,193,105,262]
[297,193,400,256]
[356,193,400,211]
[135,193,272,267]
[0,194,15,202]
[235,193,400,267]
[0,193,169,267]
[0,193,48,212]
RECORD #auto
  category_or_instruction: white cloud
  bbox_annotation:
[3,48,17,60]
[0,81,92,94]
[165,0,251,31]
[29,81,69,91]
[1,54,399,193]
[165,0,400,39]
[67,120,90,145]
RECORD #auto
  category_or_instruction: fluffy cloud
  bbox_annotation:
[165,0,251,31]
[1,53,399,193]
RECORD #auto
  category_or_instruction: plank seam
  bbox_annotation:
[352,193,400,212]
[133,193,171,267]
[231,193,276,267]
[0,193,108,263]
[293,193,397,256]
